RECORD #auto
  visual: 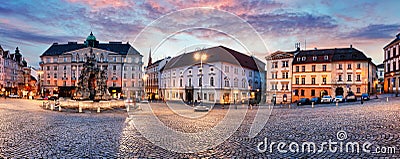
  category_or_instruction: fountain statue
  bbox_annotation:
[73,47,110,101]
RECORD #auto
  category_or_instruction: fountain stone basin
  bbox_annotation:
[59,99,126,110]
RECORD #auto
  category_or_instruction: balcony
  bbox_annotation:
[112,76,118,81]
[62,77,68,80]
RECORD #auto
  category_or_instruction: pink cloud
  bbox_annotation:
[66,0,130,9]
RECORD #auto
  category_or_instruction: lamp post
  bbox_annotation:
[37,70,44,97]
[194,51,207,106]
[143,74,148,101]
[390,72,395,95]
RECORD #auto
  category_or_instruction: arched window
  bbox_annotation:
[224,77,230,87]
[199,77,202,86]
[248,79,252,87]
[179,79,182,87]
[242,79,246,88]
[100,53,104,62]
[188,78,192,86]
[255,80,259,88]
[210,77,214,86]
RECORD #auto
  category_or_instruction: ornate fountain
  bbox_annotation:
[73,47,111,101]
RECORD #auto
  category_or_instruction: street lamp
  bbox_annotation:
[37,70,44,97]
[143,74,148,100]
[194,51,207,105]
[390,72,396,96]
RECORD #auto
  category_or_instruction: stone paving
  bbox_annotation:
[0,97,399,158]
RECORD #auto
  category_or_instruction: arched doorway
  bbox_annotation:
[320,90,328,97]
[335,87,344,96]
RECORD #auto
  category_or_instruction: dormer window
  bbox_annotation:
[301,57,306,61]
[312,56,317,61]
[324,55,329,60]
[297,57,300,61]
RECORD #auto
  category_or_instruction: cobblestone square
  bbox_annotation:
[0,97,399,158]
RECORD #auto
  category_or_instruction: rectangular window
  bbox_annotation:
[312,65,316,72]
[347,74,352,81]
[323,77,327,84]
[338,75,342,81]
[357,87,361,93]
[357,63,361,69]
[347,64,352,69]
[301,78,305,84]
[54,66,57,70]
[311,78,315,84]
[302,66,305,72]
[322,65,327,71]
[296,66,299,72]
[225,66,229,73]
[301,90,305,96]
[295,78,299,84]
[357,74,361,81]
[338,64,342,70]
[294,90,298,96]
[311,90,315,96]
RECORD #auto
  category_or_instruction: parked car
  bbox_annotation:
[310,97,321,104]
[334,95,344,103]
[361,93,370,101]
[8,94,21,98]
[345,92,357,102]
[321,95,333,103]
[297,98,310,106]
[194,105,210,112]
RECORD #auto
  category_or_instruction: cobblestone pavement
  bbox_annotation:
[0,97,399,158]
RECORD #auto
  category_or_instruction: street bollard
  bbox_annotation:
[336,101,338,107]
[45,102,48,109]
[79,106,82,113]
[97,107,100,113]
[289,104,291,109]
[51,104,54,110]
[312,102,314,108]
[58,106,61,112]
[126,105,130,112]
[387,97,389,102]
[269,105,271,109]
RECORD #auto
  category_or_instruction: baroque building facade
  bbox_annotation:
[265,50,296,104]
[0,46,28,96]
[292,46,376,102]
[39,32,144,99]
[383,33,400,95]
[160,46,266,104]
[144,55,171,101]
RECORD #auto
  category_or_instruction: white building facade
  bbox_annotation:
[160,46,265,104]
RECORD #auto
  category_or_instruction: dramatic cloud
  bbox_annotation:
[66,0,132,10]
[346,24,400,39]
[0,0,399,66]
[244,12,338,35]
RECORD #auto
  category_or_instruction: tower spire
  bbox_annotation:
[148,48,152,66]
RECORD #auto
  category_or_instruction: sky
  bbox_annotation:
[0,0,399,68]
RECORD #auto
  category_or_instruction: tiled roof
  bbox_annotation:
[41,42,140,56]
[164,46,261,71]
[293,48,370,64]
[384,33,400,49]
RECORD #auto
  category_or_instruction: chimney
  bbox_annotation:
[350,44,352,48]
[314,47,318,50]
[397,33,400,39]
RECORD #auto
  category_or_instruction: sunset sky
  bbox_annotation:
[1,0,399,67]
